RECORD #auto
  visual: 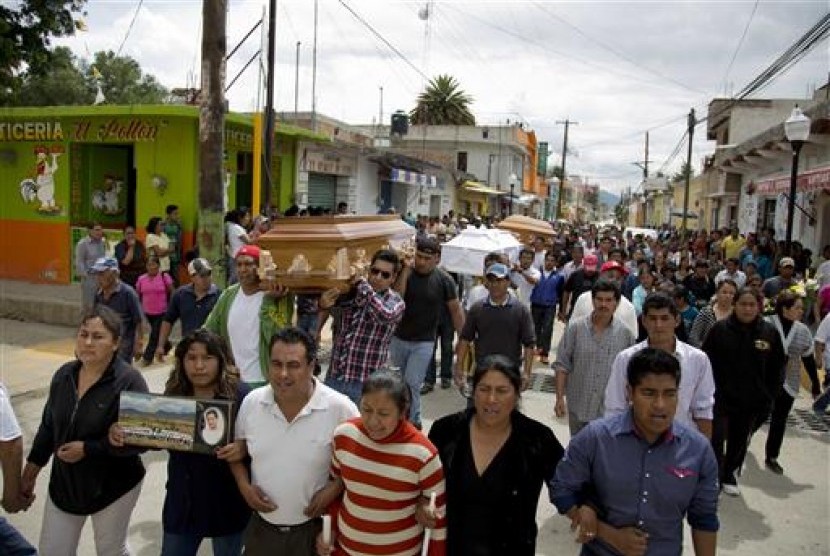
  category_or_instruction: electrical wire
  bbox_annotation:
[335,0,430,82]
[115,0,144,57]
[720,0,759,91]
[532,1,706,95]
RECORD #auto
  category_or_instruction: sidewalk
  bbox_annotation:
[0,278,82,327]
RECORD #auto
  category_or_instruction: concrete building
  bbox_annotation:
[706,87,830,253]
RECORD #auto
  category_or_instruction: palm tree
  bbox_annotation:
[410,74,475,125]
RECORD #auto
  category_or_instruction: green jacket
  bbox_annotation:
[203,284,291,381]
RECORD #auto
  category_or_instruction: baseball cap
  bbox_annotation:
[779,257,795,268]
[236,244,261,261]
[485,263,509,279]
[583,254,599,272]
[601,260,629,275]
[90,257,119,273]
[187,258,212,276]
[416,237,441,255]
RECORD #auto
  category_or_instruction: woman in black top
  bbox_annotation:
[429,355,565,555]
[23,306,149,555]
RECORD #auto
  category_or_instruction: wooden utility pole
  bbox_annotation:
[555,119,578,220]
[680,108,696,241]
[198,0,227,285]
[262,0,277,211]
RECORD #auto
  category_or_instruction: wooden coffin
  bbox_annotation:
[256,215,416,293]
[496,215,556,244]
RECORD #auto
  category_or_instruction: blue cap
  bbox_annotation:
[90,257,119,273]
[485,263,509,278]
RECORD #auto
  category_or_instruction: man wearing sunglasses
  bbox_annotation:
[319,249,406,405]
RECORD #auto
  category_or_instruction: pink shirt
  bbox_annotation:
[819,284,830,319]
[136,273,172,316]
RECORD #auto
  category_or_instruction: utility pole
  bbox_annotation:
[198,0,227,285]
[262,0,277,211]
[378,86,384,131]
[294,41,300,119]
[632,132,652,180]
[555,119,578,220]
[311,0,319,132]
[680,108,696,241]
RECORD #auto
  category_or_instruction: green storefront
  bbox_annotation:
[0,105,323,284]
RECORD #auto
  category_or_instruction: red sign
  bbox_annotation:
[755,166,830,194]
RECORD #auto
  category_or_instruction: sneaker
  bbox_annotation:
[721,483,741,497]
[440,379,452,389]
[765,459,784,475]
[420,383,434,395]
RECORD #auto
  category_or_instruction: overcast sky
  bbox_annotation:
[54,0,828,194]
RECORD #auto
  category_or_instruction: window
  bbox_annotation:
[761,199,776,230]
[456,151,467,172]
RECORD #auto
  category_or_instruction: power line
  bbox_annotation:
[335,0,429,82]
[532,1,706,95]
[115,0,144,57]
[720,0,759,91]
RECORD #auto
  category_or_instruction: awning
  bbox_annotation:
[390,167,438,188]
[506,193,540,205]
[754,166,830,195]
[461,181,506,196]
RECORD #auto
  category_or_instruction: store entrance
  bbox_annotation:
[70,143,135,228]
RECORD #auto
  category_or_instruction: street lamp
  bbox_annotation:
[509,173,517,215]
[783,105,810,255]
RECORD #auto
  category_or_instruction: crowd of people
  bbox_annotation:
[2,213,829,556]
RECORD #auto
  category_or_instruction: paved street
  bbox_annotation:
[1,317,828,555]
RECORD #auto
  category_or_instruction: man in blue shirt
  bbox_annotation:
[551,348,719,556]
[530,251,563,365]
[155,258,222,362]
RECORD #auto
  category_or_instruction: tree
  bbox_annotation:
[14,47,89,106]
[9,47,168,106]
[82,50,167,104]
[671,162,693,183]
[410,74,475,125]
[0,1,87,97]
[546,165,564,180]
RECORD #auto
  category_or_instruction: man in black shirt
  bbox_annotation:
[683,259,716,308]
[559,253,599,321]
[390,238,464,428]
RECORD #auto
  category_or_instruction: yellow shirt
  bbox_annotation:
[721,235,746,260]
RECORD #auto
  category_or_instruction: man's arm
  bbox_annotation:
[816,340,826,372]
[521,345,534,388]
[691,530,717,556]
[453,339,471,389]
[392,264,411,297]
[693,419,713,439]
[0,436,27,512]
[447,298,465,335]
[603,353,630,417]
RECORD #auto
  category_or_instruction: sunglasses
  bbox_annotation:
[369,267,393,279]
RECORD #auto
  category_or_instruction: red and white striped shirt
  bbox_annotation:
[331,418,447,556]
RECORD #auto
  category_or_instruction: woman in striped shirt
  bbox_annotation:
[317,372,446,556]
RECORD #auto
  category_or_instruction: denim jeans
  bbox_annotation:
[531,304,556,356]
[324,374,365,406]
[389,337,435,426]
[161,530,244,556]
[425,309,454,385]
[0,517,36,556]
[143,313,165,363]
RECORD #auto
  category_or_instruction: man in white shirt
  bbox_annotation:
[532,237,548,269]
[205,245,289,385]
[231,328,359,556]
[510,248,541,307]
[0,382,37,554]
[604,292,715,438]
[714,257,747,289]
[569,260,638,337]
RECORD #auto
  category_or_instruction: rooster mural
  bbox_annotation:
[19,147,62,213]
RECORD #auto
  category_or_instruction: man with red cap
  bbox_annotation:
[204,245,290,385]
[568,260,639,337]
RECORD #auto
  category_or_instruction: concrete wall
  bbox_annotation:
[355,157,380,215]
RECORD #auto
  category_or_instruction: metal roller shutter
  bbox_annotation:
[307,172,337,210]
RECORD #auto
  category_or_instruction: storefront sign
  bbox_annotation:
[755,166,830,194]
[301,149,354,176]
[227,128,253,149]
[390,167,437,188]
[0,122,65,141]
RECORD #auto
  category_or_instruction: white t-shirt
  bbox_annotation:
[228,290,265,383]
[226,222,247,258]
[570,290,639,338]
[145,233,171,272]
[817,261,830,287]
[815,313,830,368]
[0,383,22,441]
[235,381,359,525]
[510,266,541,307]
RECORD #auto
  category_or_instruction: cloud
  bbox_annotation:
[53,0,828,193]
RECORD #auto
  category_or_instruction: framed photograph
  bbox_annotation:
[118,392,234,454]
